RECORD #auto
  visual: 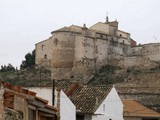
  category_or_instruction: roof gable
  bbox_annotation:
[51,25,82,34]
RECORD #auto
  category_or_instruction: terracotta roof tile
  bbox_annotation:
[122,99,160,117]
[55,80,112,114]
[70,85,112,114]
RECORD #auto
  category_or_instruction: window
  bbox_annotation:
[114,29,116,35]
[76,115,84,120]
[120,34,122,37]
[44,54,47,59]
[28,108,36,120]
[42,45,45,50]
[54,38,58,46]
[109,119,112,120]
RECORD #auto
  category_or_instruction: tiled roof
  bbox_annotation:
[55,80,78,93]
[122,99,160,118]
[55,80,112,114]
[70,85,112,114]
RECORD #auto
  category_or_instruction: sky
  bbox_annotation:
[0,0,160,68]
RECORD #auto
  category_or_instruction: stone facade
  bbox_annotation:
[119,43,160,68]
[35,18,160,82]
[131,43,160,61]
[35,19,134,82]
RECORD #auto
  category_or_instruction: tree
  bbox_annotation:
[20,49,35,69]
[0,64,15,72]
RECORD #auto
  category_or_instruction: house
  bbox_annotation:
[54,88,76,120]
[28,82,76,120]
[70,85,124,120]
[28,80,124,120]
[0,81,57,120]
[122,99,160,120]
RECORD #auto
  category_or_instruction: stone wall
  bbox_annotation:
[35,22,136,82]
[119,56,156,69]
[51,32,75,68]
[142,43,160,61]
[35,37,53,68]
[131,43,160,62]
[4,108,21,120]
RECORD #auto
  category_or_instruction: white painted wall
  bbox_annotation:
[28,87,53,105]
[59,90,76,120]
[54,90,76,120]
[93,87,124,120]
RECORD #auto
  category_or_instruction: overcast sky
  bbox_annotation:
[0,0,160,68]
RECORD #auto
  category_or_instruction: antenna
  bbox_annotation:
[106,12,109,23]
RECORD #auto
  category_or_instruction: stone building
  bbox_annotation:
[35,18,135,82]
[119,43,160,68]
[0,81,57,120]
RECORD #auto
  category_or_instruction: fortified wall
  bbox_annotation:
[35,18,160,82]
[119,43,160,69]
[35,19,134,82]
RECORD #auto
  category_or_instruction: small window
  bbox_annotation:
[28,108,36,120]
[42,45,45,50]
[103,104,105,112]
[54,38,59,46]
[44,54,47,59]
[123,40,125,44]
[109,119,112,120]
[120,34,122,37]
[114,29,116,35]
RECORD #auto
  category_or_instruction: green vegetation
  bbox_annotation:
[88,65,124,85]
[0,64,16,72]
[20,49,35,69]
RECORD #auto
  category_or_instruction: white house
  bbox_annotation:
[54,89,76,120]
[28,81,124,120]
[69,85,124,120]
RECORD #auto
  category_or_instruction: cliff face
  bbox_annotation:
[0,65,160,112]
[88,65,160,112]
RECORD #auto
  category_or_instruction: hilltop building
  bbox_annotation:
[35,16,160,82]
[35,17,136,82]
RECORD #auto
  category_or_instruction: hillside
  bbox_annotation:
[0,65,160,112]
[0,67,52,87]
[88,65,160,112]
